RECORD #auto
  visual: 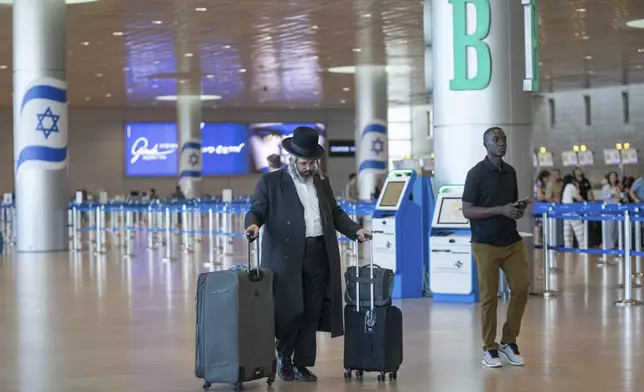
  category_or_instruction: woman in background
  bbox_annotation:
[561,174,585,249]
[534,170,550,246]
[602,171,621,251]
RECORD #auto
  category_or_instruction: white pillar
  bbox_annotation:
[428,0,534,232]
[177,88,202,199]
[13,0,69,252]
[355,1,388,201]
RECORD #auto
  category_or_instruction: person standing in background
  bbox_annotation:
[545,169,563,203]
[267,154,283,172]
[573,167,593,202]
[344,173,358,202]
[561,174,585,249]
[602,171,621,251]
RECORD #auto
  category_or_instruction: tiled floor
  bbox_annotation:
[1,237,643,392]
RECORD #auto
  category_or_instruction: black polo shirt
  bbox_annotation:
[462,156,522,247]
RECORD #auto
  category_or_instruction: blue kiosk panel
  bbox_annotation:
[371,169,425,299]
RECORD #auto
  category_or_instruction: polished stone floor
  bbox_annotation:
[1,235,643,392]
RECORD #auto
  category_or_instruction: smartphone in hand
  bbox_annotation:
[513,197,532,210]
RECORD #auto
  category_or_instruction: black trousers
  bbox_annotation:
[276,236,329,367]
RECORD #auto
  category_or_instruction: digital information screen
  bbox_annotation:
[328,139,356,157]
[125,122,178,177]
[437,197,469,225]
[248,122,326,173]
[378,181,406,207]
[201,123,250,175]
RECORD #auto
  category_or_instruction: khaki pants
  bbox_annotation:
[472,240,529,351]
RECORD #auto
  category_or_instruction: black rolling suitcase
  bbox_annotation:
[343,237,403,382]
[195,234,277,391]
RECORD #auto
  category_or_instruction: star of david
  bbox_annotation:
[189,153,199,167]
[371,138,384,156]
[36,107,60,139]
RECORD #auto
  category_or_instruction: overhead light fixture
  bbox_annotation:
[573,145,580,152]
[223,45,231,49]
[639,49,644,53]
[80,41,90,46]
[328,65,410,74]
[152,20,162,25]
[539,146,547,153]
[206,74,214,79]
[343,87,350,91]
[113,31,123,36]
[341,100,346,104]
[585,55,592,60]
[576,8,586,12]
[195,7,207,11]
[353,48,362,52]
[616,143,623,150]
[185,53,194,57]
[156,95,222,101]
[0,65,7,70]
[363,13,371,18]
[239,68,247,73]
[105,93,112,98]
[624,142,631,150]
[95,73,103,77]
[580,145,587,152]
[626,19,644,28]
[0,0,99,3]
[581,35,589,40]
[312,25,318,29]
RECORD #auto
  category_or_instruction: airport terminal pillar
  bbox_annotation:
[13,0,69,252]
[177,83,202,199]
[355,65,388,201]
[429,0,534,232]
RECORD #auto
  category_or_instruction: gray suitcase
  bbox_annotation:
[195,234,277,391]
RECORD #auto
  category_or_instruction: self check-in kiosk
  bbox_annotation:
[371,169,425,299]
[428,186,480,303]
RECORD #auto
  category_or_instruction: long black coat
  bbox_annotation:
[244,169,361,338]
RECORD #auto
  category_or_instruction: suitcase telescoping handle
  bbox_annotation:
[245,230,264,282]
[353,231,374,312]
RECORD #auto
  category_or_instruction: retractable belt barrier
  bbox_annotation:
[0,198,377,260]
[533,201,644,307]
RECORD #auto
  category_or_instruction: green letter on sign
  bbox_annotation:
[449,0,492,91]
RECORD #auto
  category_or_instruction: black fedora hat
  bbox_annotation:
[281,126,325,160]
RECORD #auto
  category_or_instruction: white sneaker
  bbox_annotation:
[481,349,503,368]
[499,343,524,366]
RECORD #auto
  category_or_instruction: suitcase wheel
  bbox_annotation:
[377,371,397,382]
[267,374,275,386]
[344,369,363,380]
[202,382,211,391]
[343,369,351,380]
[233,381,243,392]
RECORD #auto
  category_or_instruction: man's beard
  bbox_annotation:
[299,170,313,178]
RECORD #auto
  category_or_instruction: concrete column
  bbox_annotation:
[13,0,69,252]
[428,0,534,232]
[175,17,202,199]
[355,1,388,201]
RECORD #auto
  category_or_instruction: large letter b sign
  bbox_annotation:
[449,0,491,91]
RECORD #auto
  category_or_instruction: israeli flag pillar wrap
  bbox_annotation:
[177,95,202,199]
[355,65,388,201]
[13,0,69,252]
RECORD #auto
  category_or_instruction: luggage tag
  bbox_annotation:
[363,309,377,334]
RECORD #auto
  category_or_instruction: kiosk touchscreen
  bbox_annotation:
[428,188,479,303]
[371,169,424,299]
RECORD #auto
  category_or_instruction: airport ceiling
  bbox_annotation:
[0,0,643,109]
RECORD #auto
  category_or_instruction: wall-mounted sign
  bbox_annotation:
[537,152,554,167]
[328,139,356,157]
[561,151,579,167]
[603,149,621,165]
[577,151,594,166]
[621,149,638,164]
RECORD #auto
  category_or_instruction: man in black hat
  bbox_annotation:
[245,126,371,382]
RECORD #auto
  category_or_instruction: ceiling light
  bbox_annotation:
[638,49,644,53]
[85,97,91,101]
[239,68,247,73]
[585,55,592,60]
[343,87,350,91]
[95,73,103,77]
[626,19,644,28]
[80,41,90,46]
[0,0,99,3]
[113,31,123,36]
[363,13,371,18]
[185,53,194,57]
[195,7,207,11]
[328,65,411,74]
[152,20,162,25]
[581,35,589,40]
[0,65,7,70]
[223,45,231,49]
[312,25,318,29]
[206,74,214,79]
[156,94,222,101]
[353,48,362,52]
[576,8,586,12]
[105,93,112,98]
[341,100,346,104]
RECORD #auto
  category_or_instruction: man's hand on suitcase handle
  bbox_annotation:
[357,228,372,242]
[245,224,260,242]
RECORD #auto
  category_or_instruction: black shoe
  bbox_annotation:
[294,366,318,382]
[277,357,294,381]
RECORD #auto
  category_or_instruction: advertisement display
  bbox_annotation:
[248,123,326,172]
[125,123,178,177]
[201,123,250,175]
[124,122,327,176]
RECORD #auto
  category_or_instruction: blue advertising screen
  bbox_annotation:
[125,123,178,177]
[201,123,250,175]
[247,123,326,173]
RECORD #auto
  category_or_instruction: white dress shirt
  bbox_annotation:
[292,176,324,237]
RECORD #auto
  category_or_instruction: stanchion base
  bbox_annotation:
[532,290,559,298]
[618,283,642,289]
[613,299,644,307]
[632,272,644,278]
